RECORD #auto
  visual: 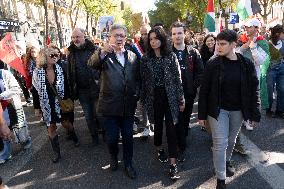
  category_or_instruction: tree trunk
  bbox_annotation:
[11,0,19,20]
[69,0,79,30]
[53,0,63,48]
[86,12,89,34]
[43,0,48,46]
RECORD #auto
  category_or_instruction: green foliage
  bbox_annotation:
[122,6,133,33]
[148,0,182,30]
[148,0,239,32]
[78,0,113,17]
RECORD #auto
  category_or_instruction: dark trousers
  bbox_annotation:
[31,85,40,109]
[104,116,134,166]
[183,99,194,136]
[16,76,30,102]
[78,92,99,137]
[176,98,195,151]
[154,88,178,158]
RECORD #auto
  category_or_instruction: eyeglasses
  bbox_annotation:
[49,54,59,58]
[112,34,126,38]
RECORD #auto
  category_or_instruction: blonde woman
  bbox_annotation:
[32,47,79,163]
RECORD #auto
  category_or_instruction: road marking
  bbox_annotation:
[241,133,284,189]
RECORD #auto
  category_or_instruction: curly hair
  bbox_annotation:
[25,46,37,70]
[36,47,57,68]
[146,27,170,58]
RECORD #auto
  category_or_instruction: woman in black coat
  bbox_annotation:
[199,34,216,66]
[140,27,184,180]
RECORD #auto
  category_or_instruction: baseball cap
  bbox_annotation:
[244,18,261,27]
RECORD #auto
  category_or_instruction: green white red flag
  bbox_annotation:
[204,0,215,32]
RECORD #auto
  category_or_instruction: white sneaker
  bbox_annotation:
[245,121,253,131]
[141,128,150,137]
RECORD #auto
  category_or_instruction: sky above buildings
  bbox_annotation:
[129,0,156,13]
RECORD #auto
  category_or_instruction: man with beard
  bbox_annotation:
[67,28,100,145]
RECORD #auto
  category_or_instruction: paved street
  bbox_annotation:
[1,102,284,189]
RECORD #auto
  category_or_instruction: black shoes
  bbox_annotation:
[124,165,137,179]
[216,179,226,189]
[158,149,168,163]
[49,135,61,163]
[169,164,180,180]
[177,150,186,162]
[226,161,235,177]
[110,156,118,171]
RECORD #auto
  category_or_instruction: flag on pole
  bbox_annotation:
[237,0,261,21]
[0,33,27,78]
[204,0,215,32]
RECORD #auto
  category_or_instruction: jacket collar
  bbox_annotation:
[68,39,96,52]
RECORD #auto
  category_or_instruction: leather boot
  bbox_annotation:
[49,135,61,163]
[216,179,226,189]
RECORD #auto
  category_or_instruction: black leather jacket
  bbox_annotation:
[198,53,261,122]
[88,49,140,116]
[67,39,99,100]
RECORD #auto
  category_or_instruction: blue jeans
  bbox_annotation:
[0,140,12,161]
[267,63,284,112]
[78,92,98,137]
[104,116,134,167]
[207,109,243,180]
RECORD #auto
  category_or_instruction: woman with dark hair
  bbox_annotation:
[141,27,185,180]
[199,34,216,66]
[26,46,41,118]
[32,47,79,163]
[266,25,284,118]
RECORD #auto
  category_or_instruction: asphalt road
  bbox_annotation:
[1,101,283,189]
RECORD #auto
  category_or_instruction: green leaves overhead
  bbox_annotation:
[78,0,114,17]
[148,0,238,31]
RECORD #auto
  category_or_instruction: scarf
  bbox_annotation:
[34,64,64,126]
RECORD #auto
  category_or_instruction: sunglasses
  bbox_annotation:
[49,54,59,58]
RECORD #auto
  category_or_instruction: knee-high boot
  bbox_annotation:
[49,135,61,163]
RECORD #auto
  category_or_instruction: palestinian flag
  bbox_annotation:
[204,0,215,32]
[237,0,261,21]
[239,33,270,109]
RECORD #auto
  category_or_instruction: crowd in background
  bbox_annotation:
[0,17,283,189]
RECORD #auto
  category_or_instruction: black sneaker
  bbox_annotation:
[177,150,186,162]
[169,164,180,180]
[158,149,168,163]
[124,165,137,179]
[110,156,118,171]
[216,179,226,189]
[226,161,235,177]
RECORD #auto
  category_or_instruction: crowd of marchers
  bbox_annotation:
[0,18,284,189]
